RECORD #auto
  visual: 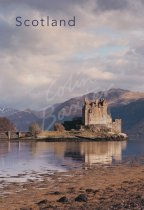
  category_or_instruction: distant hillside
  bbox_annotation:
[110,99,144,138]
[1,89,144,138]
[42,89,144,135]
[8,110,39,131]
[0,105,18,117]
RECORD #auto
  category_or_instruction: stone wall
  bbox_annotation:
[83,98,112,126]
[82,98,122,134]
[0,131,23,140]
[112,119,122,133]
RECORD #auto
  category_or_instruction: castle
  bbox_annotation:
[82,98,122,133]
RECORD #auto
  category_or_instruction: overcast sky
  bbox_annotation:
[0,0,144,110]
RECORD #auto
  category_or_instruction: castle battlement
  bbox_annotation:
[82,98,122,133]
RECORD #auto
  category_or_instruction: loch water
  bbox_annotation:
[0,139,144,182]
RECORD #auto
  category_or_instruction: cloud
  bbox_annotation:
[96,0,128,11]
[0,0,87,16]
[83,68,115,80]
[0,0,144,109]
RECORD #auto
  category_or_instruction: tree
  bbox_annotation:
[0,117,16,131]
[54,123,65,132]
[29,122,41,137]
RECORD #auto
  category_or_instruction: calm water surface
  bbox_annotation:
[0,140,144,182]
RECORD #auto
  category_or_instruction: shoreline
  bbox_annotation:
[0,162,144,210]
[0,129,128,142]
[0,135,128,142]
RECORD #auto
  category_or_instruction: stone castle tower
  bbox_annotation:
[82,98,122,133]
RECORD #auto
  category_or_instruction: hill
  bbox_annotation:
[42,89,144,139]
[1,89,144,139]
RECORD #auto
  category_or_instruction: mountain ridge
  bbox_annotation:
[0,88,144,139]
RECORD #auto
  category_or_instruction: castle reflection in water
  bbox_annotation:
[0,141,127,166]
[46,141,127,165]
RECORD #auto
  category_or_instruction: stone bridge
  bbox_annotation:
[0,131,30,140]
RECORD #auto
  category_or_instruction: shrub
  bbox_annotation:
[54,123,65,132]
[0,117,16,131]
[29,123,41,137]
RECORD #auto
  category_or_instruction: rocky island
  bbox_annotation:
[0,97,127,142]
[37,97,128,142]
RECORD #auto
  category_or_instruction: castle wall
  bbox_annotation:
[82,98,122,134]
[88,108,112,125]
[82,106,89,125]
[112,119,122,133]
[83,99,112,126]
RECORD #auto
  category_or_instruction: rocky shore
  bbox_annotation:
[0,162,144,210]
[37,130,128,142]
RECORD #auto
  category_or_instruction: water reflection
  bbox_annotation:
[1,139,144,181]
[29,141,127,165]
[40,141,127,165]
[0,141,127,166]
